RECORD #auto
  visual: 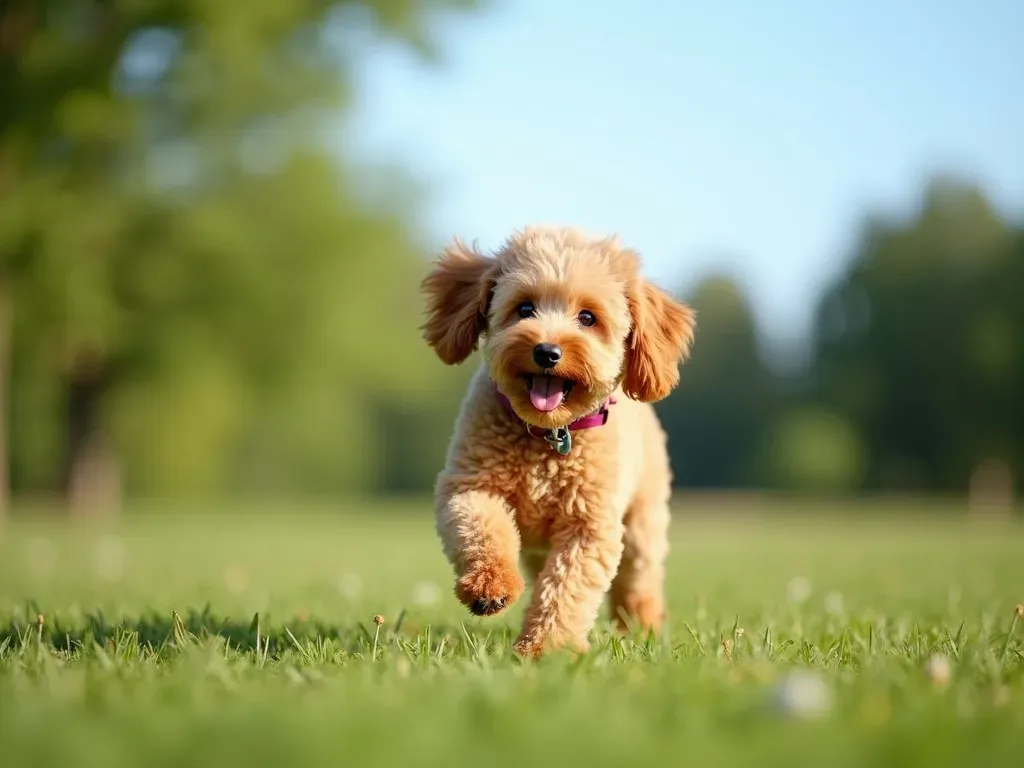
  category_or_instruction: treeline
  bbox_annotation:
[0,0,479,514]
[659,179,1023,495]
[2,3,1020,513]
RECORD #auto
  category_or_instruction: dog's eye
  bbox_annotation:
[516,301,536,319]
[578,310,596,327]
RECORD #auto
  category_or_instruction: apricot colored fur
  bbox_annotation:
[421,226,695,657]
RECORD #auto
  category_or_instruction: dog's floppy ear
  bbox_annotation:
[622,278,696,402]
[421,238,498,365]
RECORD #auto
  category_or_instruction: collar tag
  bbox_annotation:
[545,427,572,455]
[491,381,615,456]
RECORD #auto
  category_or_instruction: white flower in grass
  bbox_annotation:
[412,581,441,608]
[825,591,845,616]
[94,535,124,583]
[786,577,812,605]
[337,573,362,599]
[926,653,952,688]
[771,670,832,719]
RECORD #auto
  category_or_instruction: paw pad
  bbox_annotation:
[470,596,507,616]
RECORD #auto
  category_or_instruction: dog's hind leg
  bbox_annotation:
[608,489,670,635]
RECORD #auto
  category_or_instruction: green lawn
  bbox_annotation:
[1,499,1022,767]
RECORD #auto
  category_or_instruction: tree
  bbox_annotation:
[656,274,778,489]
[810,177,1022,492]
[1,0,479,512]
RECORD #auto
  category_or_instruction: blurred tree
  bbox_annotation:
[656,274,778,489]
[0,278,8,516]
[810,177,1022,492]
[759,405,865,493]
[1,0,478,513]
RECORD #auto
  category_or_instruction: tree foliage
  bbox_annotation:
[660,179,1022,495]
[810,179,1023,492]
[656,274,777,489]
[2,3,1019,504]
[1,0,477,510]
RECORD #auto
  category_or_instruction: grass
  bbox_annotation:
[1,499,1023,767]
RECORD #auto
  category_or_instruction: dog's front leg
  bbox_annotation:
[436,488,525,616]
[513,517,625,656]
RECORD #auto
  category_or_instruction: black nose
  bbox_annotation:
[532,343,562,368]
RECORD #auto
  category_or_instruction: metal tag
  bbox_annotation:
[545,427,572,455]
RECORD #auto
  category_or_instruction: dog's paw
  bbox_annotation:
[455,560,525,617]
[512,638,542,658]
[612,593,665,634]
[512,633,588,659]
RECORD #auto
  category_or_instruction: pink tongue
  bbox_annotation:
[529,374,565,412]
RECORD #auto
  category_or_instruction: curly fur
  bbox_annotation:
[421,226,695,656]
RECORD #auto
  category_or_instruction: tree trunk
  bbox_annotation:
[0,281,9,518]
[63,356,120,517]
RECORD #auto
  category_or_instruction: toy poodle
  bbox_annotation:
[420,225,695,657]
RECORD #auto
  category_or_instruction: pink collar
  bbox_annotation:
[493,382,617,447]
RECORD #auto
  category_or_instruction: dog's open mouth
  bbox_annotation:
[521,374,574,412]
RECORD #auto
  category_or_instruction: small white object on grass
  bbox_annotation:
[926,653,952,688]
[412,581,441,608]
[770,671,832,719]
[825,591,845,616]
[337,573,362,599]
[786,576,812,605]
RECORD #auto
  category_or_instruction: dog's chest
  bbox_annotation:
[502,438,593,546]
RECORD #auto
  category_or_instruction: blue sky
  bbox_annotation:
[340,0,1024,344]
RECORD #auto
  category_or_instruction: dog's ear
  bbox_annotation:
[622,278,696,402]
[421,238,498,365]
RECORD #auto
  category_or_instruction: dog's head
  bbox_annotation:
[421,226,695,429]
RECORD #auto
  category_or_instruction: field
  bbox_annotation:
[1,498,1023,767]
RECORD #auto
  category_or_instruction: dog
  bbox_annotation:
[420,226,695,657]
